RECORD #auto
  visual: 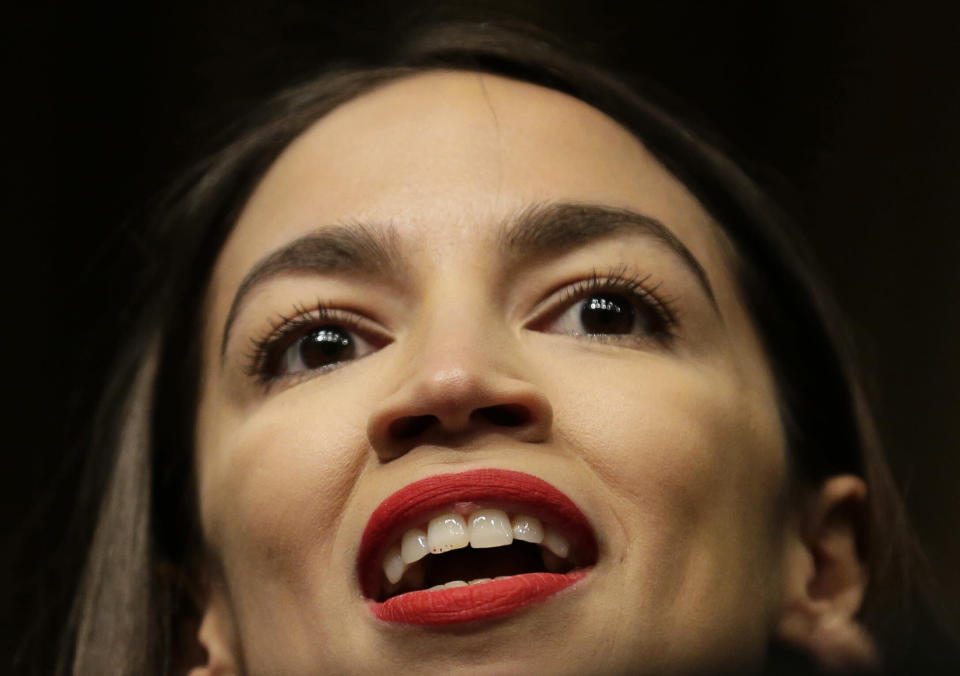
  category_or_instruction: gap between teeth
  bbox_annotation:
[382,509,571,585]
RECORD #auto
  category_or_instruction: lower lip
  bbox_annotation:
[370,570,589,625]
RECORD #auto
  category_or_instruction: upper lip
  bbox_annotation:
[357,468,599,599]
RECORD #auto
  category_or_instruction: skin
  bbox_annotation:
[192,71,872,674]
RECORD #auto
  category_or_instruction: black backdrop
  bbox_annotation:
[7,0,959,669]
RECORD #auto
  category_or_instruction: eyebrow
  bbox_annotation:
[220,202,717,361]
[498,202,717,305]
[219,223,405,358]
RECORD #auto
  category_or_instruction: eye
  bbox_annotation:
[245,304,388,385]
[535,271,676,344]
[279,325,377,376]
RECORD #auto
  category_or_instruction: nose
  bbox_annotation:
[366,337,553,462]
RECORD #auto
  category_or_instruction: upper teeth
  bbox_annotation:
[465,509,513,549]
[427,513,470,554]
[401,528,429,564]
[381,508,570,585]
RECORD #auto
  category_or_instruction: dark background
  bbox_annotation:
[6,0,959,668]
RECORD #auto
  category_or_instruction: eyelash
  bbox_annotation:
[243,267,678,387]
[243,302,377,387]
[541,266,678,342]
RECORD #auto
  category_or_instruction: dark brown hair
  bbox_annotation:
[43,19,957,675]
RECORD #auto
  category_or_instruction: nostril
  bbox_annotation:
[388,414,437,440]
[474,404,531,427]
[383,405,534,444]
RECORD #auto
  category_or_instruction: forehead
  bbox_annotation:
[211,70,734,309]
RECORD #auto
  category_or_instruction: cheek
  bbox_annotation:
[196,386,370,600]
[552,355,785,515]
[548,352,788,652]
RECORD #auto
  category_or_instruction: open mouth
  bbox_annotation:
[357,469,598,625]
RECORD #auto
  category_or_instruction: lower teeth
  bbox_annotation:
[428,578,490,590]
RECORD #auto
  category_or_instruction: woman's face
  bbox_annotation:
[196,71,791,674]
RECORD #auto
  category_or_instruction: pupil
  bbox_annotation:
[580,294,635,334]
[300,327,353,368]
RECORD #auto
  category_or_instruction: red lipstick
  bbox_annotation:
[373,571,588,624]
[358,468,597,625]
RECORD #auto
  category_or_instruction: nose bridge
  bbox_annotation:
[414,279,504,384]
[401,274,514,422]
[366,271,553,459]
